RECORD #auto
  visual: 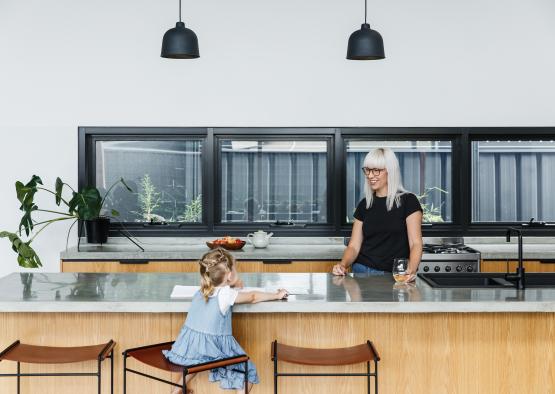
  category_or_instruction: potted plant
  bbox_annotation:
[0,175,132,268]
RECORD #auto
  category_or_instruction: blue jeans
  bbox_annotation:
[352,263,386,275]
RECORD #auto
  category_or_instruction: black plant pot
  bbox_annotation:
[85,217,110,244]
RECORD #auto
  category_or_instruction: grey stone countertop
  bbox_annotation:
[60,237,555,261]
[2,272,555,313]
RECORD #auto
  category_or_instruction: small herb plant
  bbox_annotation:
[416,187,448,223]
[0,175,131,268]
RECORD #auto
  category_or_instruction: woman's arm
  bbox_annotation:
[332,219,364,275]
[235,289,288,304]
[406,210,423,280]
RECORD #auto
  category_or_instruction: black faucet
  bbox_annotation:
[505,227,525,290]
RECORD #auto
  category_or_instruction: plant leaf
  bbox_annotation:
[69,187,102,220]
[55,177,64,206]
[111,209,120,217]
[120,178,133,192]
[15,175,43,235]
[0,231,42,268]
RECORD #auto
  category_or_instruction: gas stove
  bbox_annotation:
[418,238,481,274]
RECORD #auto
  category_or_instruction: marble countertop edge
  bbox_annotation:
[2,301,555,314]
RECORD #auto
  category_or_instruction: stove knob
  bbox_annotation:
[466,266,474,272]
[434,266,441,272]
[456,265,463,272]
[423,266,429,272]
[445,266,452,272]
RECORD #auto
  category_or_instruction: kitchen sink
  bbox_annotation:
[419,272,555,289]
[522,273,555,287]
[419,273,514,288]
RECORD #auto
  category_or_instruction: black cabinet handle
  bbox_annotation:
[539,260,555,264]
[119,260,149,265]
[262,259,292,265]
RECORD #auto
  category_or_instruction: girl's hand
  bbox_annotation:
[275,289,289,300]
[232,278,244,289]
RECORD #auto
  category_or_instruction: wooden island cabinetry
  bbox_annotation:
[481,260,555,273]
[2,272,555,394]
[61,260,338,273]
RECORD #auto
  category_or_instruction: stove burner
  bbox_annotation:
[423,243,475,254]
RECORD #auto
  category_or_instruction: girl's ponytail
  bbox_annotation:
[198,248,232,301]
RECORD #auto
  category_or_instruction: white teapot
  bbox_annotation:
[246,230,274,248]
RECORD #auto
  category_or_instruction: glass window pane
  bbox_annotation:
[220,140,328,223]
[472,140,555,222]
[345,140,452,223]
[95,140,203,223]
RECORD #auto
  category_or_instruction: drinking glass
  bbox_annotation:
[392,258,410,283]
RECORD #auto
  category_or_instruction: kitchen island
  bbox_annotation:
[1,272,554,393]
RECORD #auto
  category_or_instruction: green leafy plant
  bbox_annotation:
[135,174,161,222]
[1,175,131,268]
[180,194,202,223]
[416,187,448,223]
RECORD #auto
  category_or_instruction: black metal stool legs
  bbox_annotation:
[110,351,114,394]
[273,341,278,394]
[367,361,370,394]
[183,368,187,394]
[244,360,248,394]
[98,358,102,394]
[17,362,20,394]
[374,359,378,394]
[123,353,127,394]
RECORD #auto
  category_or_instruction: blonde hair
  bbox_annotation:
[198,248,234,301]
[363,147,407,211]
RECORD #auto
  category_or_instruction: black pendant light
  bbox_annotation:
[161,0,199,59]
[347,0,385,60]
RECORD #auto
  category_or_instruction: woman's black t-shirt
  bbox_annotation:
[353,193,422,272]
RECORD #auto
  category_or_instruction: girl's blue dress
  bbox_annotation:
[163,289,259,390]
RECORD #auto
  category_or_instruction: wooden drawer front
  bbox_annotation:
[61,260,339,273]
[237,260,337,273]
[481,260,555,273]
[60,261,198,273]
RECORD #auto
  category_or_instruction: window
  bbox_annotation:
[472,140,555,222]
[345,140,452,223]
[95,140,203,223]
[219,139,328,223]
[82,127,555,237]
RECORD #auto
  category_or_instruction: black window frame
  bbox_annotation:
[467,128,555,231]
[213,129,336,235]
[79,126,555,237]
[340,129,461,231]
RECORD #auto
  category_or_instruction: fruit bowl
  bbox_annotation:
[206,237,246,250]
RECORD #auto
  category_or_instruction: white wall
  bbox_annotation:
[1,0,555,277]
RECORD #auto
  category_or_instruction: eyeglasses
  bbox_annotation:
[362,167,385,176]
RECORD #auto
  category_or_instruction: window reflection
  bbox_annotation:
[346,140,452,223]
[220,140,328,223]
[472,140,555,222]
[95,140,203,223]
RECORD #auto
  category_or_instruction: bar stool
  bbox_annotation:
[271,340,380,394]
[0,339,115,393]
[122,341,250,393]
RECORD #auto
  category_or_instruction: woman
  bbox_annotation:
[332,148,423,280]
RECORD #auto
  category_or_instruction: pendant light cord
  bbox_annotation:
[179,0,182,22]
[365,0,367,24]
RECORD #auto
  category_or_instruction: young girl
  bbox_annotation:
[163,248,288,394]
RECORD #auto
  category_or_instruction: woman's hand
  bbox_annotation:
[332,263,347,276]
[405,269,418,282]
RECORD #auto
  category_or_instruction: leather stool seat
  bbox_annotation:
[271,340,380,394]
[123,341,250,393]
[0,340,115,393]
